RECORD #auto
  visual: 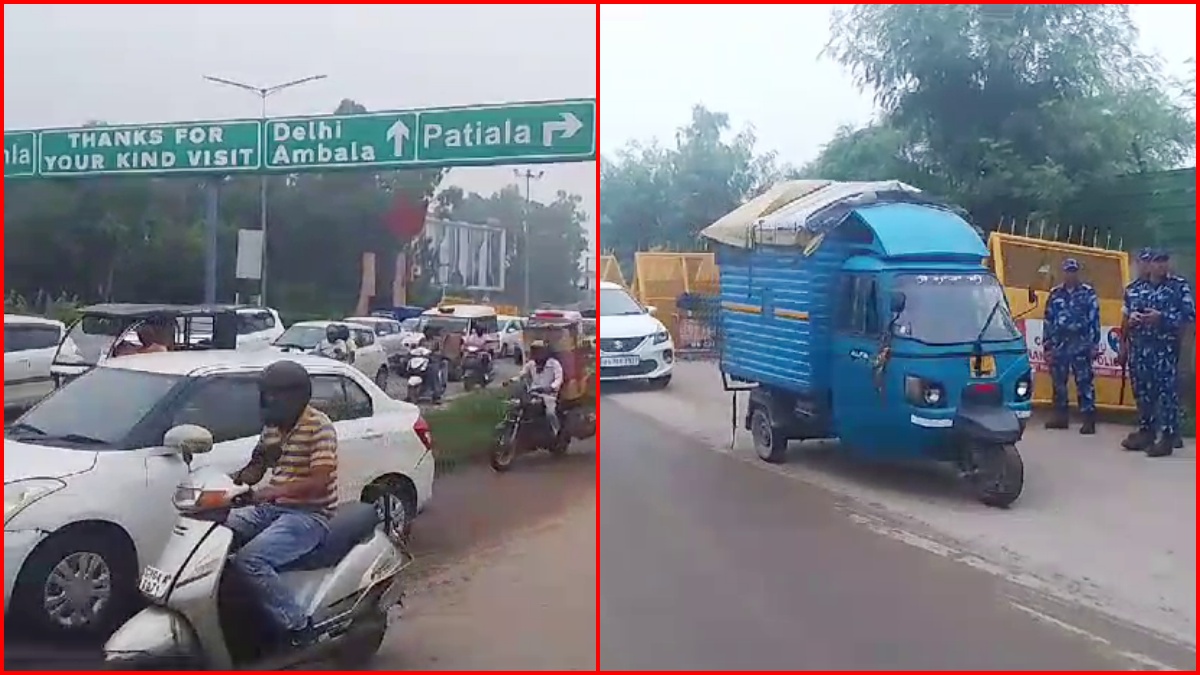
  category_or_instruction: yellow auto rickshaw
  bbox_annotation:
[490,309,596,471]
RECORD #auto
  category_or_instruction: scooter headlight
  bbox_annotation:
[904,375,946,408]
[1014,373,1032,401]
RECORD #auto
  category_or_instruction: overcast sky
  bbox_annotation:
[600,4,1196,166]
[3,4,597,248]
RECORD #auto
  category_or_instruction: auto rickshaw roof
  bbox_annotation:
[78,303,244,319]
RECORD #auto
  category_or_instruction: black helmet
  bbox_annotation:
[259,360,312,427]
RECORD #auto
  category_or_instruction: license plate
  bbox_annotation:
[600,356,640,368]
[970,355,997,378]
[138,565,172,600]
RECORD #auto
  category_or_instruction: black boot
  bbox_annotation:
[1044,409,1068,430]
[1078,412,1096,435]
[1121,429,1154,451]
[1146,436,1174,458]
[1172,435,1184,449]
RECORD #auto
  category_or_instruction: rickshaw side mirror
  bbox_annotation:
[889,291,907,315]
[1026,287,1038,306]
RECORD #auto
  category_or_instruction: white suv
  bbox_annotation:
[597,281,674,387]
[4,314,65,411]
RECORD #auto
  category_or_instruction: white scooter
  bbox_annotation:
[103,425,409,670]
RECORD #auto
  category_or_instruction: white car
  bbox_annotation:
[344,316,406,357]
[272,320,391,391]
[4,350,434,638]
[597,281,674,387]
[232,306,285,349]
[4,314,65,411]
[498,315,526,363]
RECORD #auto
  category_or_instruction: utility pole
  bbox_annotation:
[202,74,327,305]
[514,168,544,312]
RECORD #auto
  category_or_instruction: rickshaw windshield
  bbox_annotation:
[892,273,1020,345]
[54,316,127,367]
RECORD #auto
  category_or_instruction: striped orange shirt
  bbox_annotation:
[263,405,338,519]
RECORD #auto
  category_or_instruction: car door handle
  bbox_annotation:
[362,432,384,440]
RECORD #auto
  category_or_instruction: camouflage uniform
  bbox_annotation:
[1121,251,1196,456]
[1043,258,1100,433]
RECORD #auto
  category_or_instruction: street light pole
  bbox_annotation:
[203,74,327,305]
[514,169,544,312]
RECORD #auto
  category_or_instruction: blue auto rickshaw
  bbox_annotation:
[703,181,1037,507]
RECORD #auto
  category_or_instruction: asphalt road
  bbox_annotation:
[598,397,1192,671]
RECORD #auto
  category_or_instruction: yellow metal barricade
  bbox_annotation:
[631,252,720,353]
[988,232,1134,411]
[599,255,627,287]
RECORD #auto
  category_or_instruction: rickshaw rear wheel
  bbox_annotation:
[968,443,1024,509]
[750,407,788,464]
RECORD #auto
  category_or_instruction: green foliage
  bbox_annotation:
[817,4,1195,225]
[5,98,589,319]
[424,389,508,471]
[600,105,788,260]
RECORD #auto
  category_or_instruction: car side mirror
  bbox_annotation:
[164,424,214,460]
[1026,287,1038,306]
[889,291,907,315]
[645,305,658,316]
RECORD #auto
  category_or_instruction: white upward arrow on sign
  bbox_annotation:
[541,112,584,147]
[386,119,410,157]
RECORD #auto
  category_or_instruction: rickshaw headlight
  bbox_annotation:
[1014,374,1032,401]
[904,375,946,408]
[653,330,670,345]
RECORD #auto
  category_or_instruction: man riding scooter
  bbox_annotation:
[463,325,494,383]
[315,323,355,363]
[228,360,339,647]
[516,340,564,435]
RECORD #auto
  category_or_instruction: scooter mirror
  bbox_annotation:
[164,424,214,457]
[889,291,907,314]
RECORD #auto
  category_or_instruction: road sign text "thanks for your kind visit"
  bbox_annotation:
[4,98,595,179]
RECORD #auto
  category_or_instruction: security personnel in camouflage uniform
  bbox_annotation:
[1120,250,1195,456]
[1117,249,1154,435]
[1043,258,1100,434]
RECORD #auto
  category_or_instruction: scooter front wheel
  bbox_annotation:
[967,443,1024,509]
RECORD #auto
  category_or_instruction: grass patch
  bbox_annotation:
[425,389,508,472]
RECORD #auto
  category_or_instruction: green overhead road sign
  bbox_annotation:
[36,121,262,177]
[5,132,36,177]
[265,99,595,171]
[5,98,595,178]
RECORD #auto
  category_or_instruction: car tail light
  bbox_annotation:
[413,416,434,452]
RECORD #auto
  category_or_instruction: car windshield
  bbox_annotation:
[54,315,128,367]
[8,367,183,449]
[400,318,420,332]
[599,288,645,316]
[274,325,327,349]
[421,315,470,333]
[891,273,1021,345]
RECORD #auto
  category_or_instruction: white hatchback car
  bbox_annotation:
[4,314,65,411]
[597,281,674,387]
[498,315,526,363]
[4,351,434,638]
[272,320,391,391]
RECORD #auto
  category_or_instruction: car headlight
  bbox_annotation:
[5,478,67,525]
[1015,374,1032,401]
[904,375,946,408]
[652,330,670,345]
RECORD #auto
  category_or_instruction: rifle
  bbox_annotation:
[1119,359,1128,406]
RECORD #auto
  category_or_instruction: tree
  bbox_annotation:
[822,4,1195,225]
[600,104,783,262]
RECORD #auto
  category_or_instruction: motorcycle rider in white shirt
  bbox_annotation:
[517,340,563,435]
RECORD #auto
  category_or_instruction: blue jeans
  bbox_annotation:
[227,504,328,631]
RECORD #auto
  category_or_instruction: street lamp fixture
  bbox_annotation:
[203,73,328,305]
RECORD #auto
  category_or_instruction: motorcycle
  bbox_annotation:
[404,346,442,404]
[103,425,409,670]
[461,345,494,391]
[490,379,594,472]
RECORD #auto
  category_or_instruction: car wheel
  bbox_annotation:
[374,367,389,393]
[363,478,415,541]
[13,530,137,640]
[513,349,524,365]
